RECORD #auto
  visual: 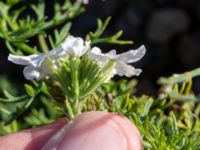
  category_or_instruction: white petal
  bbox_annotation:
[23,66,40,80]
[8,54,46,67]
[8,54,37,65]
[23,65,50,81]
[61,36,89,57]
[37,58,56,80]
[106,50,117,59]
[81,40,90,55]
[89,47,102,55]
[115,62,142,77]
[48,47,67,60]
[117,45,146,63]
[23,57,55,80]
[89,47,108,65]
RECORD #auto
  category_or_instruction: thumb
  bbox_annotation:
[42,111,142,150]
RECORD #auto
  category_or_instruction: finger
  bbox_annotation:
[0,118,67,150]
[42,111,142,150]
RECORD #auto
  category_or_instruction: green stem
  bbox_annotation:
[70,58,78,97]
[70,57,80,117]
[38,35,49,54]
[158,68,200,85]
[74,64,80,114]
[65,99,75,119]
[74,61,79,99]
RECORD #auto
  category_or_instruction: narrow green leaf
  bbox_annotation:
[140,98,153,117]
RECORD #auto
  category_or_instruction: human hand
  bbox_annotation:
[0,111,142,150]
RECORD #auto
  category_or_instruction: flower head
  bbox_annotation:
[8,36,89,80]
[8,34,145,82]
[89,45,146,77]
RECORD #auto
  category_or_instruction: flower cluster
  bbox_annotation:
[8,36,89,80]
[8,35,146,118]
[8,35,146,81]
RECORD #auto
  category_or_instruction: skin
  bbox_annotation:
[0,111,142,150]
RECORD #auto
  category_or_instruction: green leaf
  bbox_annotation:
[140,98,153,117]
[6,0,20,6]
[31,1,45,20]
[88,17,133,45]
[55,22,72,47]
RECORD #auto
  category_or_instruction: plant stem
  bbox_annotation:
[70,57,80,117]
[70,58,77,96]
[65,99,75,119]
[38,35,49,54]
[158,68,200,85]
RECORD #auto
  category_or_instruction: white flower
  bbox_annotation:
[89,45,146,77]
[8,36,89,80]
[8,47,64,80]
[61,36,90,57]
